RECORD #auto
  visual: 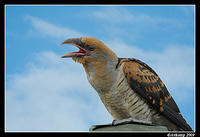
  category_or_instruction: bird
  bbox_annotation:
[60,37,192,131]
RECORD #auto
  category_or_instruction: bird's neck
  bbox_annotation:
[83,57,118,93]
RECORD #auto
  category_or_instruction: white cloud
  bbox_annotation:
[88,7,179,25]
[24,15,82,40]
[83,7,183,41]
[6,51,112,131]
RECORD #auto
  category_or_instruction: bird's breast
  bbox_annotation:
[84,62,117,93]
[86,68,115,93]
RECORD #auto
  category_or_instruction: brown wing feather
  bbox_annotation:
[117,58,192,131]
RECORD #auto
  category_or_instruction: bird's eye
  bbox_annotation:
[87,45,96,51]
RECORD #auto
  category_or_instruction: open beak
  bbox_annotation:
[61,38,88,58]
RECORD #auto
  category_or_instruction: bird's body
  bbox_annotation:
[84,57,179,130]
[61,37,192,131]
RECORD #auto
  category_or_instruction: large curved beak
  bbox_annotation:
[61,38,82,46]
[61,38,88,58]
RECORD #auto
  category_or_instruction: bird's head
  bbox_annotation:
[61,37,117,65]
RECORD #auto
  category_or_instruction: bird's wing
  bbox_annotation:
[116,58,192,131]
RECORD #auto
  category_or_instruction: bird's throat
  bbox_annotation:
[83,59,118,93]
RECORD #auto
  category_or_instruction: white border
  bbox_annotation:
[4,4,196,133]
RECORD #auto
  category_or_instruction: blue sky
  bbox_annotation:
[5,5,195,131]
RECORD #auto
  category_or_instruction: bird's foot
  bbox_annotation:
[112,117,153,126]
